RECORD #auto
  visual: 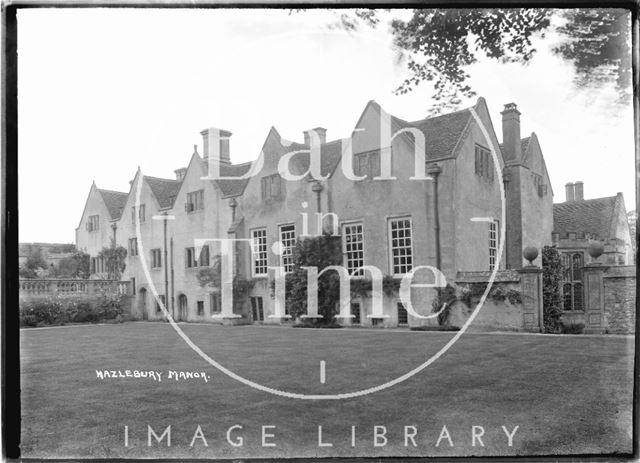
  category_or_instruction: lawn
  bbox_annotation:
[20,322,634,459]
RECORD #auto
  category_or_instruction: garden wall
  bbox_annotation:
[452,268,543,332]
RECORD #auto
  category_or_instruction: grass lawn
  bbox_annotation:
[20,322,634,459]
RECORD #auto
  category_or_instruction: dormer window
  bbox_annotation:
[354,150,381,179]
[86,215,99,232]
[261,174,283,200]
[132,205,146,223]
[474,145,493,181]
[186,190,204,213]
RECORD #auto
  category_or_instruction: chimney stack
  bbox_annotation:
[565,182,575,202]
[501,103,522,162]
[174,167,187,181]
[574,181,584,201]
[304,127,327,146]
[200,127,231,164]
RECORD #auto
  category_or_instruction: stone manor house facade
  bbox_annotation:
[75,98,633,328]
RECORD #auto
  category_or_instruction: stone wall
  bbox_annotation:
[603,266,636,334]
[452,268,543,332]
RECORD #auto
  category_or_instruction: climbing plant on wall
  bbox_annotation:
[542,245,564,333]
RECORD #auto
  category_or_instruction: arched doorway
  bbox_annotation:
[178,294,188,321]
[139,288,148,321]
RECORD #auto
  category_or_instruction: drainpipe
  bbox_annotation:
[170,236,175,318]
[426,164,442,271]
[162,211,169,320]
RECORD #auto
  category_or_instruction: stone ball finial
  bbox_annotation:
[588,240,605,259]
[523,246,538,265]
[228,197,238,208]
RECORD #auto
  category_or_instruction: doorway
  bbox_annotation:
[139,288,148,321]
[178,294,188,321]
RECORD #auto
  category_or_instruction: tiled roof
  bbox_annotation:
[97,189,128,220]
[278,106,472,181]
[402,108,472,160]
[145,176,181,209]
[215,162,253,199]
[553,196,618,240]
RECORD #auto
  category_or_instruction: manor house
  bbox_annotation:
[76,98,555,326]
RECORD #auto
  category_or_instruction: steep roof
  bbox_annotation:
[276,103,473,181]
[553,196,619,240]
[215,162,253,199]
[145,176,181,209]
[97,188,128,220]
[401,108,472,160]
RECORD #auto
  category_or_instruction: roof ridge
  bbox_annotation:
[144,175,180,183]
[97,188,128,195]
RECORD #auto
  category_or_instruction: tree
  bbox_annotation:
[542,245,564,333]
[19,245,48,279]
[54,251,91,279]
[98,245,127,280]
[321,8,631,114]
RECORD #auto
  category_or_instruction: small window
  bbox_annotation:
[128,238,138,257]
[210,293,221,314]
[151,249,162,268]
[186,190,204,212]
[351,302,361,325]
[199,245,210,267]
[87,215,100,232]
[185,247,197,268]
[279,224,296,273]
[474,145,493,181]
[354,150,381,179]
[388,217,413,276]
[261,174,283,200]
[251,228,268,276]
[397,302,408,325]
[131,277,136,295]
[197,301,204,316]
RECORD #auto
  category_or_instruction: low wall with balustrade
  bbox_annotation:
[19,279,134,317]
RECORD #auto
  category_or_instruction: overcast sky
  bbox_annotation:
[17,8,635,244]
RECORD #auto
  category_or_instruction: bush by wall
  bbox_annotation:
[20,290,125,327]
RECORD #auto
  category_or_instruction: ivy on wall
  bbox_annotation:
[542,245,564,333]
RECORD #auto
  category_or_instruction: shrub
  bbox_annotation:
[431,285,457,326]
[561,322,585,334]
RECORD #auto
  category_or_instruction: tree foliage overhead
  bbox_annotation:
[325,8,631,114]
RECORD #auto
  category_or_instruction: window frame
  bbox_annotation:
[151,248,162,269]
[342,221,365,277]
[489,220,499,270]
[474,144,493,182]
[251,228,268,277]
[128,237,138,257]
[278,223,297,274]
[261,174,283,200]
[186,189,204,213]
[387,216,414,277]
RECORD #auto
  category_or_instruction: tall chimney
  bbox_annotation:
[501,103,522,162]
[200,127,231,164]
[574,181,584,201]
[565,182,575,202]
[303,127,327,146]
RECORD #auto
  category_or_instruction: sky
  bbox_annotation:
[17,8,636,244]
